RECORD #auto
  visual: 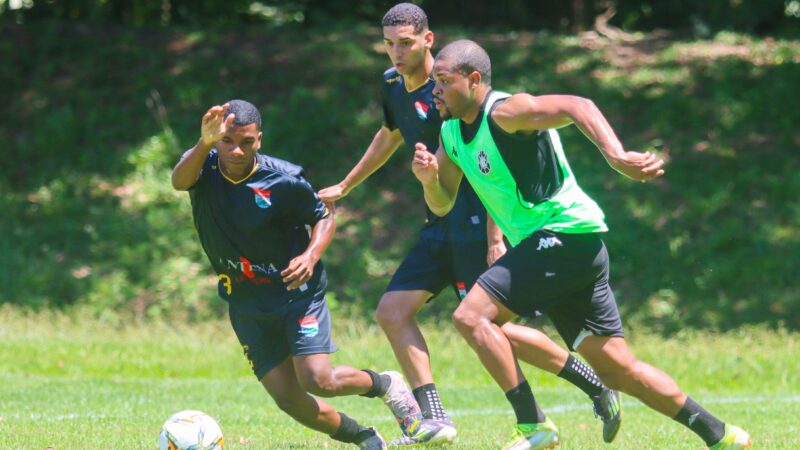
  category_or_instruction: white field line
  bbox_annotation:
[3,394,798,422]
[448,394,800,417]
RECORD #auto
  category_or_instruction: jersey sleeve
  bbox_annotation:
[187,150,217,191]
[284,177,331,226]
[381,73,398,131]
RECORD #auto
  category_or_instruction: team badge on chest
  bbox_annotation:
[477,150,491,174]
[252,188,272,208]
[414,100,430,120]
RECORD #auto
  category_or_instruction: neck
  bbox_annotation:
[461,87,489,125]
[403,52,434,91]
[220,157,256,183]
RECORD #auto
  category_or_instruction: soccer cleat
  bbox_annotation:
[380,371,425,436]
[357,428,388,450]
[707,424,752,450]
[501,418,560,450]
[591,388,622,443]
[387,418,458,446]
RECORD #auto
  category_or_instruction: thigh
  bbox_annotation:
[229,305,290,381]
[449,240,490,300]
[385,236,450,297]
[260,355,304,400]
[283,297,338,358]
[546,238,624,350]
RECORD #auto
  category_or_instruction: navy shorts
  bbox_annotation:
[477,230,624,351]
[385,236,488,301]
[228,297,338,380]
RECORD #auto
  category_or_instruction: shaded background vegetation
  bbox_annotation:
[1,1,798,332]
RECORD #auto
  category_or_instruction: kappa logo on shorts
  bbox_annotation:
[536,236,563,251]
[252,188,272,208]
[477,150,491,174]
[298,315,319,337]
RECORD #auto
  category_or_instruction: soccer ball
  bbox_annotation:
[157,410,224,450]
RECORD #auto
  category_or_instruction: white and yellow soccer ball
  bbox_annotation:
[157,410,224,450]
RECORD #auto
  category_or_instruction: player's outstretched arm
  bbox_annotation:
[172,103,234,191]
[492,94,665,182]
[317,127,404,202]
[411,141,462,216]
[281,204,336,291]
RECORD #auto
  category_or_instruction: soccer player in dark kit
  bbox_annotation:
[172,99,424,450]
[319,3,621,446]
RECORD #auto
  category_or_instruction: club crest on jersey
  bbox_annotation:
[478,150,491,174]
[299,316,319,337]
[252,188,272,208]
[414,100,430,120]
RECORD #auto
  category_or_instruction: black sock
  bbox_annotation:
[413,383,449,421]
[505,380,546,424]
[558,354,604,398]
[673,397,726,446]
[360,369,391,398]
[330,412,370,444]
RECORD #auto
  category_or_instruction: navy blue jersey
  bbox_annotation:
[189,151,330,314]
[381,68,486,243]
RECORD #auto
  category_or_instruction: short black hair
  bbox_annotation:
[225,99,262,130]
[382,3,428,34]
[435,39,492,85]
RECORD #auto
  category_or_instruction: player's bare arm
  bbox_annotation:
[411,141,462,217]
[172,103,234,191]
[282,205,336,290]
[492,94,665,182]
[318,126,404,202]
[485,215,507,266]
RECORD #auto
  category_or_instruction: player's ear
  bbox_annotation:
[424,30,434,49]
[468,71,482,89]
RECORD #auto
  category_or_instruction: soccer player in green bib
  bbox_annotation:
[412,39,752,450]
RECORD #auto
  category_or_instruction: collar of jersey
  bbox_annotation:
[220,160,259,184]
[404,75,434,94]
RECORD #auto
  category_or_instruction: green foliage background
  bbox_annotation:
[1,20,798,330]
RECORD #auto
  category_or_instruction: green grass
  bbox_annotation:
[1,306,798,449]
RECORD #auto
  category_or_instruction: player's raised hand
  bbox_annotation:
[411,143,439,185]
[609,150,666,182]
[200,103,234,147]
[318,183,348,202]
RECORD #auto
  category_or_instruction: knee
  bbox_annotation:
[297,369,338,398]
[270,392,304,416]
[375,294,415,331]
[452,304,481,336]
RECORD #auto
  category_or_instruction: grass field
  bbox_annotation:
[1,306,798,449]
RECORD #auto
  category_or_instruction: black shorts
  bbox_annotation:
[477,230,623,351]
[385,237,488,301]
[228,297,338,380]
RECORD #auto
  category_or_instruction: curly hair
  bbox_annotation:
[382,3,428,34]
[225,99,262,130]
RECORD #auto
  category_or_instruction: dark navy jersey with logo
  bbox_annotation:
[189,151,330,314]
[380,67,487,243]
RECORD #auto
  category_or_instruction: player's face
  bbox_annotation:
[432,58,473,120]
[382,25,431,75]
[217,123,261,178]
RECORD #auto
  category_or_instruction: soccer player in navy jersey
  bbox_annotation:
[318,3,620,446]
[172,99,427,450]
